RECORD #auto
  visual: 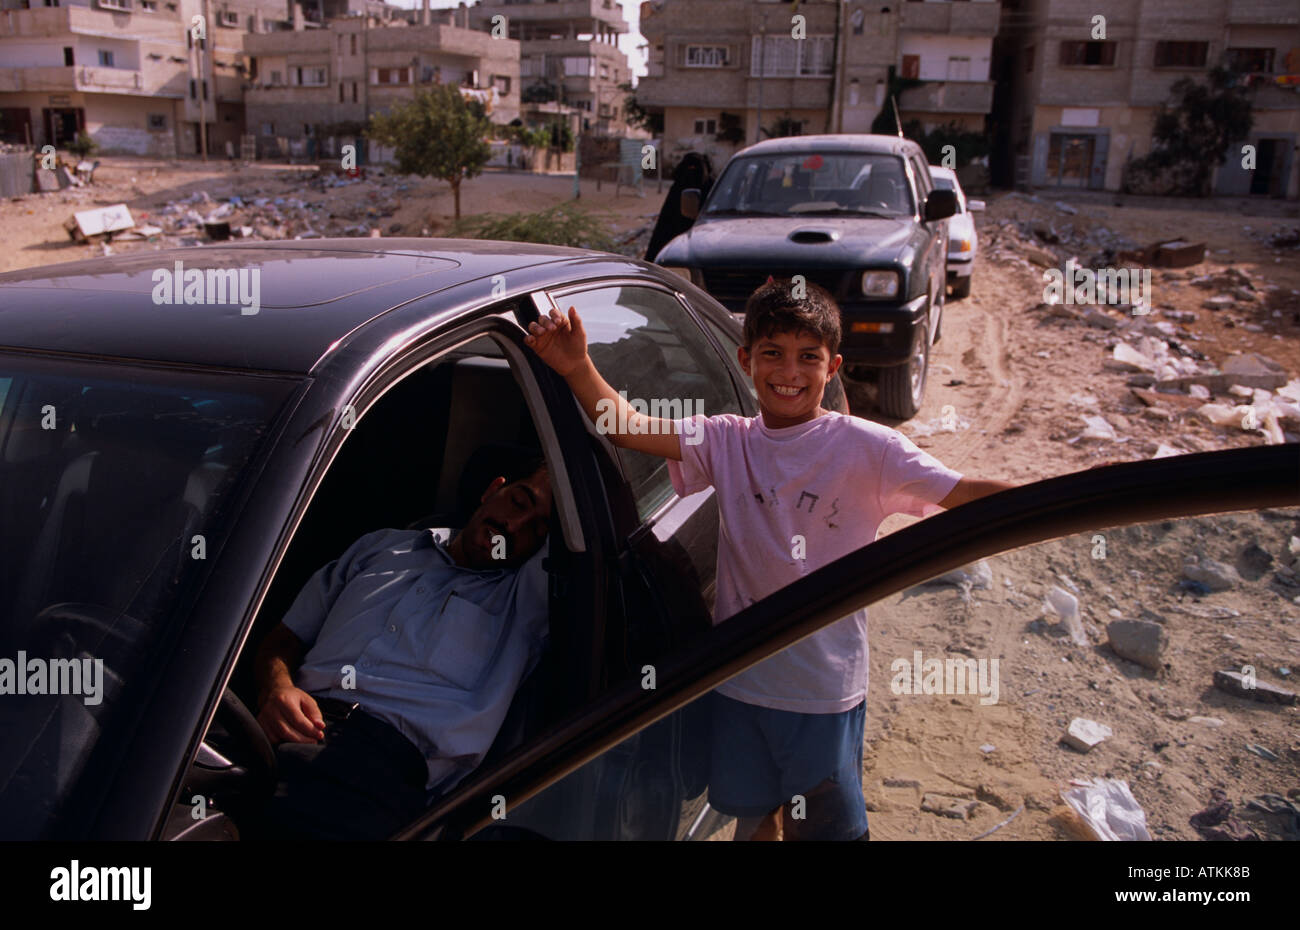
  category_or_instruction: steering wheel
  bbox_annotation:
[186,688,277,807]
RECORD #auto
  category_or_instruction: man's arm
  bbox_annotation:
[254,623,326,744]
[938,477,1018,509]
[525,304,683,461]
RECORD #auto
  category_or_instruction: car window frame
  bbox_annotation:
[541,277,746,526]
[156,307,599,839]
[397,443,1300,840]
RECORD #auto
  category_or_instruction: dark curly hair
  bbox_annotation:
[742,277,842,356]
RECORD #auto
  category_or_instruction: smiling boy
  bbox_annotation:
[526,279,1015,841]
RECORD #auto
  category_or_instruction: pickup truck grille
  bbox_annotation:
[701,268,849,308]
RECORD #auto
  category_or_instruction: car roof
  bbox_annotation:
[927,165,957,180]
[731,133,920,159]
[0,239,610,374]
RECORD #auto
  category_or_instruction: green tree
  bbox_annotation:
[1121,66,1253,196]
[66,131,98,159]
[619,81,662,134]
[366,84,491,220]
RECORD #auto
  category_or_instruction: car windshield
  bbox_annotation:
[705,152,915,218]
[0,354,297,838]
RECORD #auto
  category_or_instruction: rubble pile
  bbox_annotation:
[147,175,406,244]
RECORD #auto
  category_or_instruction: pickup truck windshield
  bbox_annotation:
[705,152,915,218]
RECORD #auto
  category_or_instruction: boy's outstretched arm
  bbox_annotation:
[525,304,683,461]
[938,477,1018,509]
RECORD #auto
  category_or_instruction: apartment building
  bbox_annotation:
[995,0,1299,197]
[468,0,633,135]
[895,0,999,133]
[0,0,290,156]
[242,1,521,154]
[637,0,1001,163]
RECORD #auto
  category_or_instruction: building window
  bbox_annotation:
[1154,41,1207,68]
[63,47,74,66]
[901,54,920,79]
[1059,40,1116,67]
[339,82,345,102]
[373,67,410,85]
[218,9,238,27]
[261,122,275,136]
[600,63,609,79]
[352,82,358,102]
[684,45,730,68]
[97,0,131,10]
[851,9,865,35]
[269,70,283,85]
[1025,45,1034,72]
[304,124,312,136]
[563,57,595,77]
[294,66,327,87]
[140,0,156,9]
[693,117,717,135]
[148,113,166,130]
[492,74,510,94]
[350,34,357,56]
[520,57,536,77]
[946,56,970,80]
[189,78,197,98]
[97,49,114,67]
[202,79,208,100]
[1224,47,1274,74]
[751,35,833,77]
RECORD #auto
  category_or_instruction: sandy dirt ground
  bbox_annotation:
[4,157,1298,841]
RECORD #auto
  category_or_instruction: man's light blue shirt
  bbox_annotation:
[281,527,549,793]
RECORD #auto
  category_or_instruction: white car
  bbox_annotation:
[928,165,983,300]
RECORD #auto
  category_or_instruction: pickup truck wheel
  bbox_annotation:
[878,321,928,419]
[951,276,971,300]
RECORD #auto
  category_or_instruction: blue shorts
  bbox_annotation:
[708,692,869,841]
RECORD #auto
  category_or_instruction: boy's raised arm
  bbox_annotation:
[525,305,683,461]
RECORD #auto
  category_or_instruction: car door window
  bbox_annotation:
[550,284,743,521]
[467,505,1300,841]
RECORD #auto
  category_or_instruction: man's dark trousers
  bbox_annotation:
[240,700,429,841]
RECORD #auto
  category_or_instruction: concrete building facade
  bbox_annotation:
[636,0,1001,165]
[242,3,521,156]
[995,0,1300,197]
[0,0,291,156]
[468,0,634,135]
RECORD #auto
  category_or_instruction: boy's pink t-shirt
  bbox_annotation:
[667,411,963,713]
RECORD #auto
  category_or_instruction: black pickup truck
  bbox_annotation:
[655,134,956,419]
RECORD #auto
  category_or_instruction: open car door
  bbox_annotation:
[397,443,1300,841]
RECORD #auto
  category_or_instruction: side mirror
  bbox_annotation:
[680,188,701,220]
[968,199,986,212]
[923,188,957,223]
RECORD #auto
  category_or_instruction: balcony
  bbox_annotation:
[473,0,627,32]
[900,0,1001,37]
[1227,0,1300,25]
[897,79,994,114]
[0,65,147,94]
[0,6,180,40]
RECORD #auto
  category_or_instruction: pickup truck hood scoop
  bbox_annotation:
[788,228,840,244]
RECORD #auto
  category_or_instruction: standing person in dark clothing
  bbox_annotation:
[644,152,715,263]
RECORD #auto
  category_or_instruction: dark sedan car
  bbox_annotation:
[0,240,1295,843]
[655,134,957,419]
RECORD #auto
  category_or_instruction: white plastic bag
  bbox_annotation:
[1061,778,1151,841]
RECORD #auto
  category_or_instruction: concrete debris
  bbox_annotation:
[1182,556,1240,591]
[1213,670,1297,705]
[1106,618,1168,670]
[921,793,980,820]
[1063,717,1112,752]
